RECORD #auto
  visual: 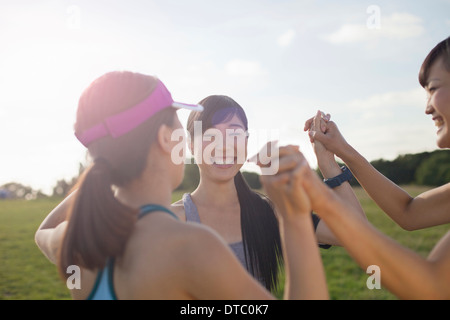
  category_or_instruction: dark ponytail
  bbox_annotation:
[235,172,282,292]
[59,159,138,277]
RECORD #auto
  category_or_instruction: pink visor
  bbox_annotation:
[75,79,203,147]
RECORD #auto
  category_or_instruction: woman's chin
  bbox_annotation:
[436,128,450,148]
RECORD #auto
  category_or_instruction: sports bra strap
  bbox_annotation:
[139,204,179,220]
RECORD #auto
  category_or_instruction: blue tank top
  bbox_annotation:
[87,204,178,300]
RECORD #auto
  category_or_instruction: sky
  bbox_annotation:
[0,0,449,195]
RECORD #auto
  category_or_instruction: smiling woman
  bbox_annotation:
[180,95,283,291]
[302,36,450,299]
[419,36,450,148]
[173,94,354,292]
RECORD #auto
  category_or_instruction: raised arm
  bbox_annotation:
[298,166,450,299]
[305,111,366,246]
[258,144,329,299]
[306,114,450,230]
[35,190,77,263]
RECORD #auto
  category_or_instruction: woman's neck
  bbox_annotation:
[115,170,173,210]
[191,176,239,207]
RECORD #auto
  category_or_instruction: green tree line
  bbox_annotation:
[1,150,448,199]
[348,149,450,187]
[177,150,450,191]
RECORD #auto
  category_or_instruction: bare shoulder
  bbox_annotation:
[133,213,225,260]
[168,219,273,299]
[161,218,235,270]
[127,215,270,299]
[117,214,227,298]
[172,219,228,257]
[135,215,232,278]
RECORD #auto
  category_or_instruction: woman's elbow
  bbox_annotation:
[34,230,45,251]
[398,220,416,231]
[34,229,59,264]
[396,215,424,231]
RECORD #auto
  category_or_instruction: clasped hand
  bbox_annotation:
[251,142,313,220]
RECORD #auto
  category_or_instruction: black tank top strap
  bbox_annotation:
[139,204,179,220]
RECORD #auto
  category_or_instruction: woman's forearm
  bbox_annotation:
[318,157,365,219]
[280,215,329,300]
[340,146,416,229]
[35,221,68,264]
[37,190,77,231]
[318,198,446,299]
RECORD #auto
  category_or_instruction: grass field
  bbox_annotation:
[0,186,448,300]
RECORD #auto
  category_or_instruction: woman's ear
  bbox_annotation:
[157,124,174,154]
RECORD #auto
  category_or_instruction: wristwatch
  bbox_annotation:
[324,166,353,188]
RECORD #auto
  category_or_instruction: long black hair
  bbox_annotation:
[187,95,282,291]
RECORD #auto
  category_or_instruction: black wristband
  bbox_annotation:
[324,166,353,188]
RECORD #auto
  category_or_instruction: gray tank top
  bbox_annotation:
[182,193,248,269]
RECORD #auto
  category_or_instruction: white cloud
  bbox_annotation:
[382,13,424,38]
[331,87,435,161]
[277,29,296,47]
[324,24,367,44]
[225,59,267,77]
[223,59,270,92]
[345,87,426,116]
[324,12,424,44]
